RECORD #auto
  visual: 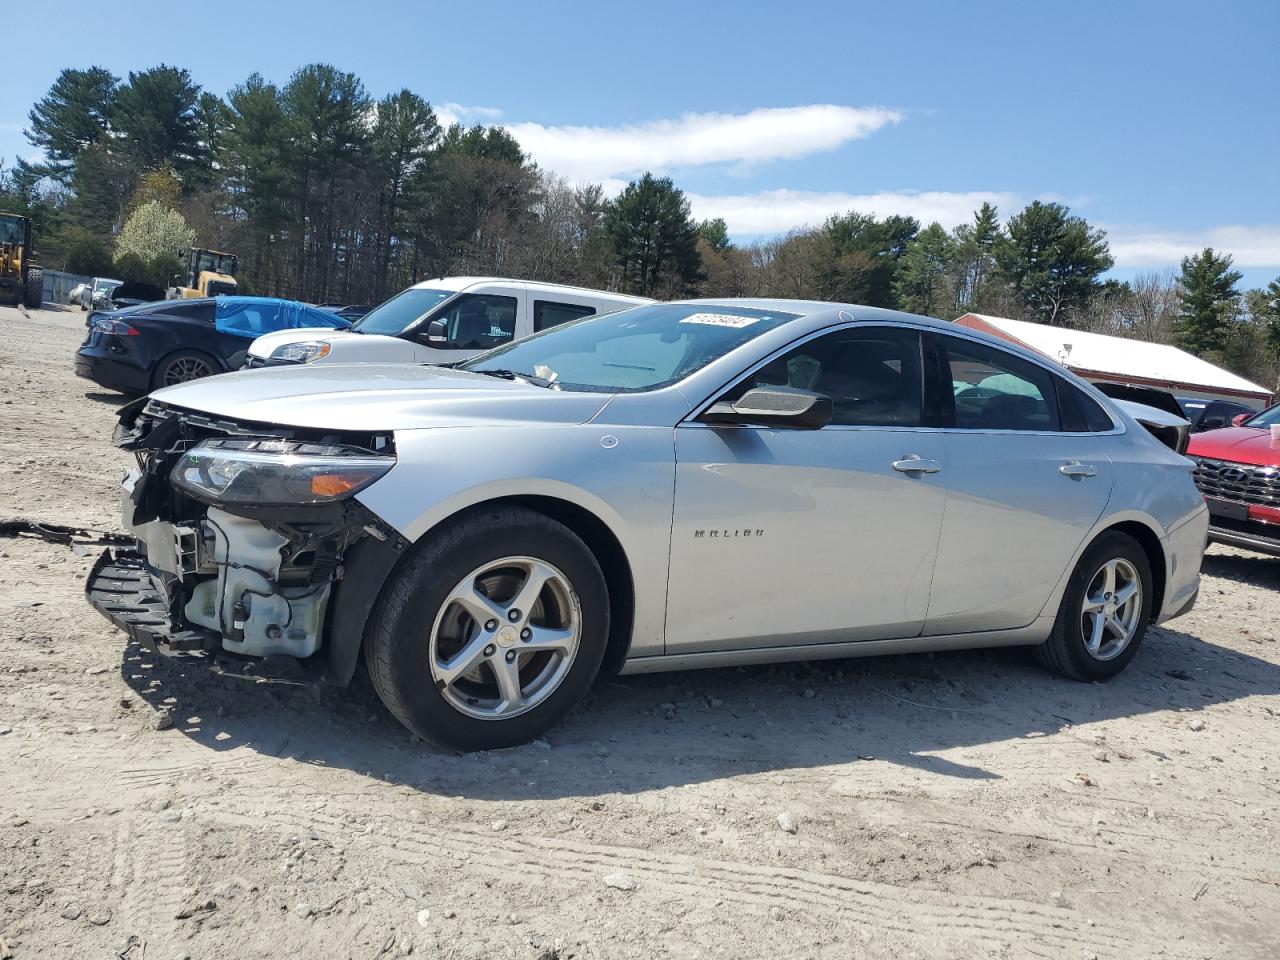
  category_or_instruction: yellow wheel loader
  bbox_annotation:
[0,212,42,309]
[169,247,239,299]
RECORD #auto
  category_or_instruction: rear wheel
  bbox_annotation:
[1035,531,1153,681]
[22,268,42,309]
[152,350,218,389]
[364,507,610,751]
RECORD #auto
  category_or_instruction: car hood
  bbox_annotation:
[150,363,612,431]
[1186,426,1280,466]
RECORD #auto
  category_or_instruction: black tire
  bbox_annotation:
[1034,531,1153,681]
[364,506,610,751]
[151,350,220,390]
[23,269,42,309]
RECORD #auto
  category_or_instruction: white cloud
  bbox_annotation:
[1108,224,1280,270]
[687,188,1020,236]
[436,102,504,128]
[507,105,901,182]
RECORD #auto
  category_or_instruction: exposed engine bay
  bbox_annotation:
[104,398,401,667]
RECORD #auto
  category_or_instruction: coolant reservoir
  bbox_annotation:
[184,508,329,659]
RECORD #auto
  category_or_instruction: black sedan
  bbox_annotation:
[74,296,346,394]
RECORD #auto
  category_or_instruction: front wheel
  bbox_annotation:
[23,269,43,309]
[364,507,610,750]
[1035,531,1153,681]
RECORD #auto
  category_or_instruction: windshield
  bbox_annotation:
[0,217,23,245]
[1242,404,1280,428]
[194,251,238,276]
[351,287,456,335]
[460,303,800,393]
[93,279,122,293]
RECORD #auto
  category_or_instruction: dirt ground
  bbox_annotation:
[0,302,1277,960]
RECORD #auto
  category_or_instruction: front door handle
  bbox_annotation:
[892,456,941,475]
[1060,460,1097,478]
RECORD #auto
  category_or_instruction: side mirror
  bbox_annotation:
[1232,413,1250,426]
[701,386,832,430]
[425,318,448,344]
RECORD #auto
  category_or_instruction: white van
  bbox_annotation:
[245,277,653,368]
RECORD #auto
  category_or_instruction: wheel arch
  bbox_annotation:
[326,493,637,686]
[1098,519,1167,621]
[1033,513,1171,632]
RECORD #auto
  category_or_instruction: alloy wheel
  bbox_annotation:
[1079,557,1142,661]
[163,356,214,385]
[429,557,582,720]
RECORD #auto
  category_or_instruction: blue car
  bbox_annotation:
[74,296,347,394]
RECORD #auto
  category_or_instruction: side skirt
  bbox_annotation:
[617,622,1051,676]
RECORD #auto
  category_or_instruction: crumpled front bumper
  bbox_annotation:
[86,547,321,683]
[86,548,213,655]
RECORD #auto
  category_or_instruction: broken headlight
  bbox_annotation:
[171,439,394,505]
[268,341,332,364]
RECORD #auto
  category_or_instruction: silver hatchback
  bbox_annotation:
[89,299,1208,750]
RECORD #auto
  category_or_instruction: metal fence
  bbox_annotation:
[42,269,92,306]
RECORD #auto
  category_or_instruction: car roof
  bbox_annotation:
[669,298,1122,392]
[677,298,962,330]
[407,277,653,303]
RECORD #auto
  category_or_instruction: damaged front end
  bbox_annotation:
[88,398,406,682]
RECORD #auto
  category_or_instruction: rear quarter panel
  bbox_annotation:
[139,313,234,372]
[1039,422,1207,625]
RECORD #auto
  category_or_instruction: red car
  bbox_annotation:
[1187,407,1280,555]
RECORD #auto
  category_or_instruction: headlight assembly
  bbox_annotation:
[269,341,332,364]
[171,439,394,505]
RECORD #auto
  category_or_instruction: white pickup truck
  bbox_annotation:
[245,277,652,368]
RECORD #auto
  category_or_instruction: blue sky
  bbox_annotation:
[6,0,1279,286]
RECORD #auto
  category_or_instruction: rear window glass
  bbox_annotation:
[534,300,596,332]
[942,336,1059,431]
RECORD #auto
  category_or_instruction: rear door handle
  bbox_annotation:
[1060,460,1097,478]
[892,456,941,475]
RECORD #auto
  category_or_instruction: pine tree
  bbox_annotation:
[950,202,1001,312]
[111,65,206,177]
[995,201,1113,324]
[894,222,956,316]
[603,173,704,297]
[371,90,440,297]
[820,212,919,307]
[1174,248,1243,355]
[24,67,118,180]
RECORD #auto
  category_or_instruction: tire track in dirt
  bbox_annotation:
[212,804,1214,959]
[112,816,191,955]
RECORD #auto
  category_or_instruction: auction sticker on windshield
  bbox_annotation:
[679,312,762,328]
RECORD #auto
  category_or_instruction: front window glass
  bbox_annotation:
[943,337,1059,431]
[351,287,456,336]
[421,293,518,350]
[722,327,924,427]
[462,303,799,393]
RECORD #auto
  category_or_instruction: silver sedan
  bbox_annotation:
[89,299,1208,750]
